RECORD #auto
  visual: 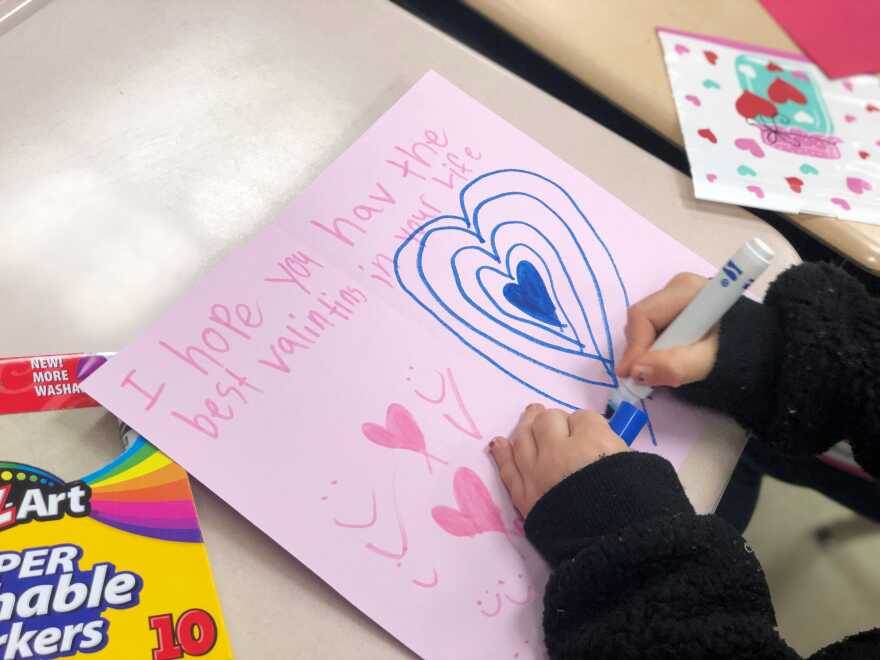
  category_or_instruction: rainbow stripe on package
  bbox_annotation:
[0,438,232,659]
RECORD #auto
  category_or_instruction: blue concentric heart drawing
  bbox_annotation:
[394,168,653,438]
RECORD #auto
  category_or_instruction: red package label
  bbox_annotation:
[0,354,110,414]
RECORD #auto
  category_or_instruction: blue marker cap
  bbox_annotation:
[607,400,648,446]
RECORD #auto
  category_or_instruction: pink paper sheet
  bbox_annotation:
[760,0,880,79]
[82,72,720,659]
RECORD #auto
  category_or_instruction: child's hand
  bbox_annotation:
[490,404,629,519]
[616,272,719,387]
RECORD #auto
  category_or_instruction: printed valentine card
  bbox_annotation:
[658,28,880,224]
[82,72,722,659]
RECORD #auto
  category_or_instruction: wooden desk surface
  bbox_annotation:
[464,0,880,275]
[0,0,797,656]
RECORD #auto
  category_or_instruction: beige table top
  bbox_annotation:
[464,0,880,276]
[0,0,798,657]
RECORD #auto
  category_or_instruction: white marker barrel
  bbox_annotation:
[612,238,774,406]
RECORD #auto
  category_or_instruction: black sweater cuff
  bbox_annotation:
[677,296,783,432]
[524,452,693,567]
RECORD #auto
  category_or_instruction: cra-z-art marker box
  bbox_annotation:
[0,437,233,659]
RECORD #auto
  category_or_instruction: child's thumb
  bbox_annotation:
[630,344,714,388]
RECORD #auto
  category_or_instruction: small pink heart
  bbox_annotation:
[843,80,854,92]
[846,177,873,195]
[746,185,764,199]
[706,173,718,182]
[674,43,690,55]
[845,114,857,123]
[362,403,444,473]
[734,137,765,158]
[685,94,701,107]
[791,70,808,81]
[432,467,507,537]
[362,403,425,452]
[831,197,851,210]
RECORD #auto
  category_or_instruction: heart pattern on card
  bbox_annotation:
[767,77,806,105]
[698,128,717,143]
[735,91,777,120]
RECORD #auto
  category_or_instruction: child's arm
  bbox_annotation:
[621,263,880,476]
[491,406,880,659]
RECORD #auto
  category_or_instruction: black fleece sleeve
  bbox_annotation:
[528,453,879,659]
[678,263,880,476]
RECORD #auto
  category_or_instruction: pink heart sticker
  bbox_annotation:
[734,137,765,158]
[845,114,857,123]
[846,177,872,195]
[831,197,851,210]
[362,403,446,473]
[432,467,507,537]
[706,173,717,182]
[746,185,764,199]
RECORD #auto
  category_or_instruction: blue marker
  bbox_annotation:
[605,238,775,442]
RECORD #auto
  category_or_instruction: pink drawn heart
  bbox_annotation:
[746,185,764,199]
[831,197,851,210]
[734,137,765,158]
[706,173,718,182]
[362,403,445,473]
[845,114,857,123]
[847,177,873,195]
[685,94,701,107]
[432,467,507,537]
[843,80,854,92]
[674,43,690,55]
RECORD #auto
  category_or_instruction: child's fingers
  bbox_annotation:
[490,435,514,470]
[510,404,542,467]
[490,437,525,510]
[617,315,656,376]
[568,409,609,438]
[617,274,707,377]
[630,336,717,388]
[532,408,570,448]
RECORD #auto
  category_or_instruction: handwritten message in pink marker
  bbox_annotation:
[82,72,721,659]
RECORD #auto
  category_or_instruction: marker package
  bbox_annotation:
[0,355,233,659]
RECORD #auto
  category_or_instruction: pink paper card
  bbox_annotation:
[82,72,721,659]
[760,0,880,79]
[658,28,880,225]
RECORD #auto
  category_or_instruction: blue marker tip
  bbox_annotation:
[607,400,648,446]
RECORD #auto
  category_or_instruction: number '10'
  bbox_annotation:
[150,609,218,659]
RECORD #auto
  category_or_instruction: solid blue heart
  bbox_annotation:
[502,260,562,327]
